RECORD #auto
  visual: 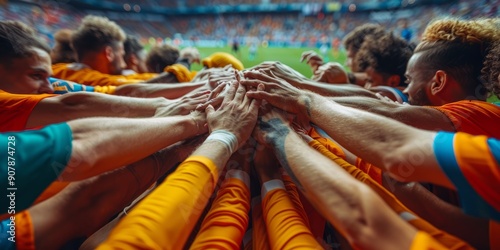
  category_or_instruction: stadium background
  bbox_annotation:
[1,0,498,100]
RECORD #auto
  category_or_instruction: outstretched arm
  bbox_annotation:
[114,81,206,99]
[242,74,452,186]
[27,92,170,128]
[63,114,206,181]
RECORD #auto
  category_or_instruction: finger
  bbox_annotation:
[205,104,215,118]
[209,82,227,100]
[224,81,238,102]
[234,79,247,102]
[240,79,266,88]
[188,89,211,98]
[245,71,281,84]
[249,83,265,110]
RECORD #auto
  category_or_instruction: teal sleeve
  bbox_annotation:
[0,123,73,214]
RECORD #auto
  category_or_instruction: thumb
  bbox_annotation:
[205,104,215,117]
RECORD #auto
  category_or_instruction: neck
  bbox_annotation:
[80,56,109,74]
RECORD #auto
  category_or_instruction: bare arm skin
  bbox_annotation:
[253,111,417,250]
[61,114,205,181]
[114,81,205,99]
[27,92,171,128]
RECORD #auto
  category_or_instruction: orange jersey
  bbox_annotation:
[52,63,143,86]
[409,232,448,250]
[432,100,500,137]
[434,131,500,221]
[0,90,55,132]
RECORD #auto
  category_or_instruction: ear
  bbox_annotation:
[430,70,447,95]
[386,75,401,88]
[104,46,114,62]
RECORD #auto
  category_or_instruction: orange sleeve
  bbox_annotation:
[15,211,35,250]
[93,85,117,95]
[308,127,346,159]
[409,232,448,250]
[190,170,250,250]
[355,157,383,185]
[430,100,500,137]
[52,63,142,86]
[164,64,194,83]
[124,73,158,81]
[97,156,219,250]
[0,91,56,132]
[261,180,322,250]
[251,196,270,250]
[308,140,473,249]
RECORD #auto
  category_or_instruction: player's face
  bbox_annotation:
[364,67,387,88]
[0,47,53,94]
[346,48,357,71]
[403,53,433,106]
[110,43,126,75]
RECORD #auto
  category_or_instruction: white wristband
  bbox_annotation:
[206,130,238,154]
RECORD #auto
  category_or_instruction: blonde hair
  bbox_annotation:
[71,15,126,61]
[412,18,500,97]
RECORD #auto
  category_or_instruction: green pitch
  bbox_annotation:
[191,46,347,79]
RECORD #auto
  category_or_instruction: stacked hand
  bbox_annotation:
[311,62,349,84]
[205,80,263,150]
[300,50,324,72]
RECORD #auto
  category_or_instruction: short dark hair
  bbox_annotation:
[124,35,143,59]
[0,20,50,64]
[355,33,414,86]
[146,45,180,73]
[71,15,126,61]
[51,29,76,64]
[342,23,386,52]
[482,41,500,98]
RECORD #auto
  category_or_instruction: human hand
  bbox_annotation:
[154,90,210,116]
[179,47,201,64]
[205,81,263,149]
[192,66,236,83]
[311,62,349,84]
[252,105,292,147]
[300,50,324,72]
[242,70,310,115]
[246,61,308,86]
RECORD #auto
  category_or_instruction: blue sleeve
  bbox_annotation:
[50,77,95,94]
[0,123,73,214]
[433,131,500,221]
[0,219,15,250]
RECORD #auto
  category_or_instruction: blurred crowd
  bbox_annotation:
[1,0,498,48]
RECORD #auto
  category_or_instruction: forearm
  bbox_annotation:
[304,93,450,184]
[27,92,167,128]
[296,79,376,98]
[63,116,200,180]
[114,82,205,99]
[269,129,415,249]
[384,178,489,249]
[145,72,179,83]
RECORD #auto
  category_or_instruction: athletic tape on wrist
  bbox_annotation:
[206,130,238,154]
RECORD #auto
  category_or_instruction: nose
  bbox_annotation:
[38,78,54,94]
